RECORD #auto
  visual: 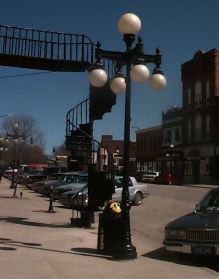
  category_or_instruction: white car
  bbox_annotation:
[141,171,160,183]
[59,176,149,209]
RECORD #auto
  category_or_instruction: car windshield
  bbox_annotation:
[198,190,219,212]
[72,176,88,183]
[114,177,132,188]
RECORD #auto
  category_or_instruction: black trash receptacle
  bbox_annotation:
[97,202,122,255]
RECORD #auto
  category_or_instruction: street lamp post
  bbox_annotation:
[6,123,24,197]
[0,137,8,179]
[165,144,174,185]
[9,124,19,191]
[89,13,166,259]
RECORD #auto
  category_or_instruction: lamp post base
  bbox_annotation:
[114,244,137,260]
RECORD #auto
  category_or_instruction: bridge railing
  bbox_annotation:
[0,25,95,63]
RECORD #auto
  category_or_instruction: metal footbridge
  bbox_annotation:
[0,24,96,71]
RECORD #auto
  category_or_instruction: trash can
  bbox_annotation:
[97,202,122,255]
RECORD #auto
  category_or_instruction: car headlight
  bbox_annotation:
[165,229,186,239]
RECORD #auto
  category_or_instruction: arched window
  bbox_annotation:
[188,118,192,142]
[206,81,210,103]
[195,113,202,141]
[206,114,210,138]
[188,87,192,105]
[195,80,202,105]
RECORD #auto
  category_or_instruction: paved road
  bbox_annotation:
[0,179,219,278]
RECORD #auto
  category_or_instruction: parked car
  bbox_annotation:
[40,172,87,196]
[22,170,48,187]
[141,171,160,183]
[163,187,219,256]
[59,176,149,209]
[3,168,18,179]
[30,171,81,193]
[154,173,181,185]
[53,174,88,199]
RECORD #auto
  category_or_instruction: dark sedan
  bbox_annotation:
[163,187,219,256]
[53,175,88,199]
[31,171,82,193]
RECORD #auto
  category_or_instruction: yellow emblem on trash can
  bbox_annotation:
[109,202,121,213]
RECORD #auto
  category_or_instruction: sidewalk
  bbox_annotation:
[0,178,218,279]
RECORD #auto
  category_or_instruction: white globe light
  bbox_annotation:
[149,73,166,91]
[89,69,107,87]
[130,64,149,83]
[118,13,141,35]
[110,77,126,94]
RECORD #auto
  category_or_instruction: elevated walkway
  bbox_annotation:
[0,24,95,71]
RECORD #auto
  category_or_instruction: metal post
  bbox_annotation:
[85,116,94,228]
[89,18,165,260]
[10,142,16,190]
[116,60,137,259]
[48,186,55,213]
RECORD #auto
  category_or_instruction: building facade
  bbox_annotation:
[182,49,219,184]
[101,135,136,174]
[136,126,162,171]
[162,106,184,180]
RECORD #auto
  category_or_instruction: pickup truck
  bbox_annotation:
[59,175,149,209]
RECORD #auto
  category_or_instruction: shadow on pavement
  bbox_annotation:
[0,246,17,251]
[71,247,112,260]
[143,247,219,272]
[0,237,42,251]
[0,216,72,228]
[0,237,106,258]
[32,210,57,213]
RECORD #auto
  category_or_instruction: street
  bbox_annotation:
[1,179,219,278]
[131,183,209,248]
[131,184,219,274]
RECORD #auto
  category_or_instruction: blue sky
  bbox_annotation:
[0,0,218,154]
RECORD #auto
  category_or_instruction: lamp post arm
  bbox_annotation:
[95,48,125,63]
[142,53,161,65]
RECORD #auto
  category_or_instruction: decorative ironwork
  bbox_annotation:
[0,24,96,71]
[66,98,114,169]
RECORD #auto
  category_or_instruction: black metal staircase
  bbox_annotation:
[66,98,115,226]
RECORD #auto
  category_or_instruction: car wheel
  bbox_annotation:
[133,192,142,206]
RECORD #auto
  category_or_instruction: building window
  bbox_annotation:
[206,114,210,139]
[188,87,192,105]
[188,119,192,142]
[206,81,210,103]
[166,130,171,144]
[174,128,180,143]
[195,113,202,141]
[195,80,202,106]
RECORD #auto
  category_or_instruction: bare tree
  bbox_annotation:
[53,142,68,156]
[2,114,45,146]
[1,114,47,165]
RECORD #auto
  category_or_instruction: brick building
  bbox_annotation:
[162,106,184,180]
[182,49,219,184]
[100,135,136,173]
[136,126,162,171]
